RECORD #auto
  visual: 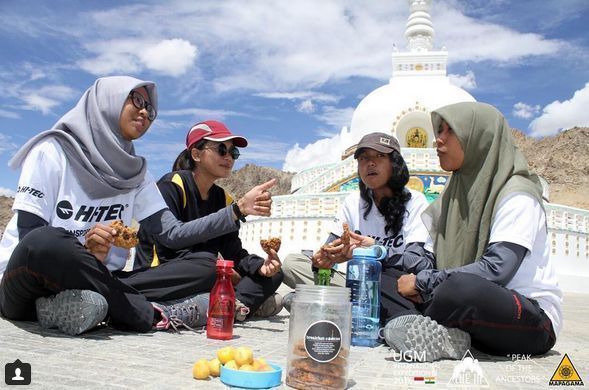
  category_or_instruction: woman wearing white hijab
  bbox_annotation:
[0,76,270,335]
[383,102,561,362]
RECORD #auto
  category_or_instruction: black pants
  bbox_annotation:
[0,227,215,332]
[156,251,284,314]
[380,269,556,356]
[235,271,283,314]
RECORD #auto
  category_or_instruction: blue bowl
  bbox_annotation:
[220,362,282,389]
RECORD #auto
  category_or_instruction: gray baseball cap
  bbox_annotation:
[354,132,401,158]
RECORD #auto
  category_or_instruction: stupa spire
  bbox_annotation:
[405,0,434,52]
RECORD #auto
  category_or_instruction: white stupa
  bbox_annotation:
[240,0,589,293]
[341,0,475,156]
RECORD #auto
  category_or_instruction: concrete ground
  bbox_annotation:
[0,287,587,389]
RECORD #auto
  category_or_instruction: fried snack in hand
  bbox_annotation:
[341,223,351,246]
[109,220,139,249]
[260,237,281,255]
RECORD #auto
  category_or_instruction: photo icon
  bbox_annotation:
[5,359,31,385]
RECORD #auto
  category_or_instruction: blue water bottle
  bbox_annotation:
[345,245,386,347]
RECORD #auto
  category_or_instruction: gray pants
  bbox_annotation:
[282,253,346,288]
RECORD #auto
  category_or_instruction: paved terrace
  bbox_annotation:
[0,287,587,389]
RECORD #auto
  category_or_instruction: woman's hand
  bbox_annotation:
[84,223,116,263]
[237,178,276,218]
[258,249,282,277]
[348,230,375,248]
[397,273,423,303]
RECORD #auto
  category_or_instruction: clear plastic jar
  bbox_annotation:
[286,285,351,390]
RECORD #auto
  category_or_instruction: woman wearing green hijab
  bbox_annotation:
[382,102,561,362]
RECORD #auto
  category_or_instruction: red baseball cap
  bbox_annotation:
[185,120,248,149]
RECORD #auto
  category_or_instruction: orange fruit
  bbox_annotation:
[192,358,210,380]
[208,358,221,377]
[217,346,235,365]
[234,346,254,366]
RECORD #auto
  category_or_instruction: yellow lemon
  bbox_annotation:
[224,360,239,370]
[234,346,254,366]
[208,358,221,377]
[192,358,210,380]
[217,346,235,365]
[239,364,255,371]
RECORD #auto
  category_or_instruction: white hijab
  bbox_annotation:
[10,76,157,199]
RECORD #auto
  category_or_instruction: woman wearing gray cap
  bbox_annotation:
[281,132,430,317]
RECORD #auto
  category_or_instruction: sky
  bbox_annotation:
[1,0,588,196]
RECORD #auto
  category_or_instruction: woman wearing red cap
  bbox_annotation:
[137,120,283,321]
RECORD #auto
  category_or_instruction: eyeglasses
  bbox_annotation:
[128,91,157,121]
[202,143,240,160]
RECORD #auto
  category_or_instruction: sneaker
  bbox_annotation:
[383,314,471,362]
[282,292,295,313]
[253,293,283,318]
[153,293,209,332]
[35,289,108,336]
[234,298,250,322]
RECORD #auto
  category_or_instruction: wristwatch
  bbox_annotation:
[232,202,247,223]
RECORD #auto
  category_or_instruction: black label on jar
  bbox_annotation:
[304,320,342,363]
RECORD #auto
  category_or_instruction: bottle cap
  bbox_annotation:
[216,259,234,268]
[352,245,386,260]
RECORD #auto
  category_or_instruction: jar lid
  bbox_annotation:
[294,285,350,302]
[216,259,234,267]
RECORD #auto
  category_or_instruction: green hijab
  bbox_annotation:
[423,102,544,269]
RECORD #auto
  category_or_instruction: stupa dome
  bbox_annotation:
[341,0,475,156]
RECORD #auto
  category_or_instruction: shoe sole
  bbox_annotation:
[383,314,471,362]
[36,290,108,336]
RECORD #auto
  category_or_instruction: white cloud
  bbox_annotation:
[297,100,315,113]
[281,105,354,171]
[256,91,340,114]
[435,5,565,64]
[79,38,197,77]
[283,134,343,173]
[529,82,589,137]
[513,102,541,119]
[0,187,15,197]
[21,85,76,114]
[316,106,355,130]
[256,91,339,103]
[0,109,20,119]
[240,139,292,165]
[449,71,477,90]
[139,39,197,77]
[0,133,18,156]
[160,108,244,118]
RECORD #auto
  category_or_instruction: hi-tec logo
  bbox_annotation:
[56,200,125,222]
[17,186,45,198]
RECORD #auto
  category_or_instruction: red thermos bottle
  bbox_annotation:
[206,259,235,340]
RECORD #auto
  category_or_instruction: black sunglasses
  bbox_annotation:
[128,90,157,121]
[203,143,240,160]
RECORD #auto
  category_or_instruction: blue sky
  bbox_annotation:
[1,0,588,196]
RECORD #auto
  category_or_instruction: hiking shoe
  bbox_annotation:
[35,290,108,336]
[383,314,471,362]
[282,292,295,313]
[234,298,251,322]
[153,293,208,332]
[254,293,283,317]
